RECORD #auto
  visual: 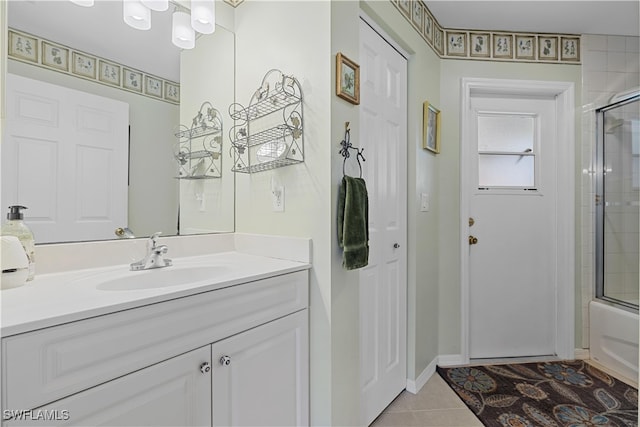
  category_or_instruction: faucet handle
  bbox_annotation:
[148,232,162,250]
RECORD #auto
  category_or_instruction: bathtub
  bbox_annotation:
[589,300,639,381]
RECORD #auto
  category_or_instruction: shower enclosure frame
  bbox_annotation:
[594,91,639,312]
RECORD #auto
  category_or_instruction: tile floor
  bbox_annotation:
[370,373,482,427]
[370,359,638,427]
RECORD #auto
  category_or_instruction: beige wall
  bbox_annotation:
[233,1,333,424]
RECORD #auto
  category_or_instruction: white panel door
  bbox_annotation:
[468,95,557,358]
[212,310,309,427]
[2,74,129,243]
[6,347,211,427]
[359,19,407,426]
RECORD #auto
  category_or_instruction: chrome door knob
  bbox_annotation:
[393,243,400,249]
[220,355,231,366]
[200,362,211,374]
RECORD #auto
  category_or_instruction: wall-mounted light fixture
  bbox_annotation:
[69,0,215,49]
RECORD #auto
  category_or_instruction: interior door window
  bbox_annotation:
[477,114,536,189]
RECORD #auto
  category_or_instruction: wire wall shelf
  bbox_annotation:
[174,101,223,179]
[229,69,304,174]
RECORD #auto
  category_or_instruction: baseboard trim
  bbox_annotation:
[438,354,465,366]
[406,357,437,394]
[574,348,590,360]
[406,354,464,394]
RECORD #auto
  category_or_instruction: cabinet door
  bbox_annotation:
[212,310,308,427]
[5,347,211,427]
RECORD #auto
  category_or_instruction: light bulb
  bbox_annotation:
[190,0,215,34]
[123,0,151,31]
[141,0,168,11]
[172,11,195,49]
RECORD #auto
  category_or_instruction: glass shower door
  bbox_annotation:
[596,93,639,310]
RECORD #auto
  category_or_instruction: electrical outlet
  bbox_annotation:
[420,193,430,212]
[272,186,284,212]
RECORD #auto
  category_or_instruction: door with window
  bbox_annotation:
[468,95,558,359]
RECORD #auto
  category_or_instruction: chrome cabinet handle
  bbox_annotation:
[220,355,231,366]
[200,362,211,374]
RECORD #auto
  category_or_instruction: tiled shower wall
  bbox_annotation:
[580,34,640,348]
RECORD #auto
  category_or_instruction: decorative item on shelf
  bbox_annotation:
[229,69,304,174]
[174,101,223,179]
[339,122,365,178]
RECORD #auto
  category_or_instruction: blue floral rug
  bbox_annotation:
[437,360,638,426]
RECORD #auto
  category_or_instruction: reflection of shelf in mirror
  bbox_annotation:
[230,90,302,121]
[177,150,220,160]
[233,157,302,174]
[174,125,222,139]
[232,125,293,148]
[175,175,220,180]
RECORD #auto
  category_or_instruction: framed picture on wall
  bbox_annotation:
[539,36,559,60]
[9,31,38,63]
[469,33,490,58]
[336,53,360,105]
[515,35,536,60]
[423,101,441,154]
[560,36,580,61]
[42,41,69,71]
[447,31,467,57]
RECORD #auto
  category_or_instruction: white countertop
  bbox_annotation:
[1,251,310,337]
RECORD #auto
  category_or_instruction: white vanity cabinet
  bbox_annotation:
[1,270,309,427]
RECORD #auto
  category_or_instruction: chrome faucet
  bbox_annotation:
[130,232,173,271]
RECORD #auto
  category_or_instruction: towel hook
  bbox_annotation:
[339,122,365,178]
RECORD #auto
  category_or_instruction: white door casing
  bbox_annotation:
[460,78,575,362]
[2,74,129,243]
[359,17,408,426]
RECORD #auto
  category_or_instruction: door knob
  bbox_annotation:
[200,362,211,374]
[220,355,231,366]
[468,236,478,245]
[393,243,400,249]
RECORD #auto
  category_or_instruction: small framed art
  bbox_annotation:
[423,101,441,154]
[123,68,143,92]
[99,60,121,86]
[145,75,163,98]
[9,31,38,63]
[560,37,580,61]
[336,53,360,105]
[447,31,467,57]
[72,52,96,78]
[493,34,513,59]
[539,36,558,60]
[165,82,180,103]
[42,41,68,71]
[469,33,490,58]
[515,35,536,60]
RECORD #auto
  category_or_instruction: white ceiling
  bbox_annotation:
[425,1,640,37]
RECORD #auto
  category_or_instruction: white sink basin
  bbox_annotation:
[96,266,227,291]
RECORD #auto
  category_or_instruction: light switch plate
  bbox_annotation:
[272,186,285,212]
[420,193,430,212]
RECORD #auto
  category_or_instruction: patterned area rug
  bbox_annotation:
[437,360,638,427]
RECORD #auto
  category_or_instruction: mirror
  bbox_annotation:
[3,0,235,244]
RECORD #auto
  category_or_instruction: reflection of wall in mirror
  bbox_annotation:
[180,26,235,234]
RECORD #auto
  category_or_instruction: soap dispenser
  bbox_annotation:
[1,205,35,281]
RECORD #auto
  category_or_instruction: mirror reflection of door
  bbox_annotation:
[3,74,129,243]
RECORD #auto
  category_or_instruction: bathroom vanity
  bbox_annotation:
[1,235,310,426]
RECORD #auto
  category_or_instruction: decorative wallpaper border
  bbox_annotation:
[7,29,180,104]
[393,0,581,64]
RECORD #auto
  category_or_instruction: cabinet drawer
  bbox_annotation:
[2,270,308,411]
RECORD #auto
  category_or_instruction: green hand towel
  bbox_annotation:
[338,176,369,270]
